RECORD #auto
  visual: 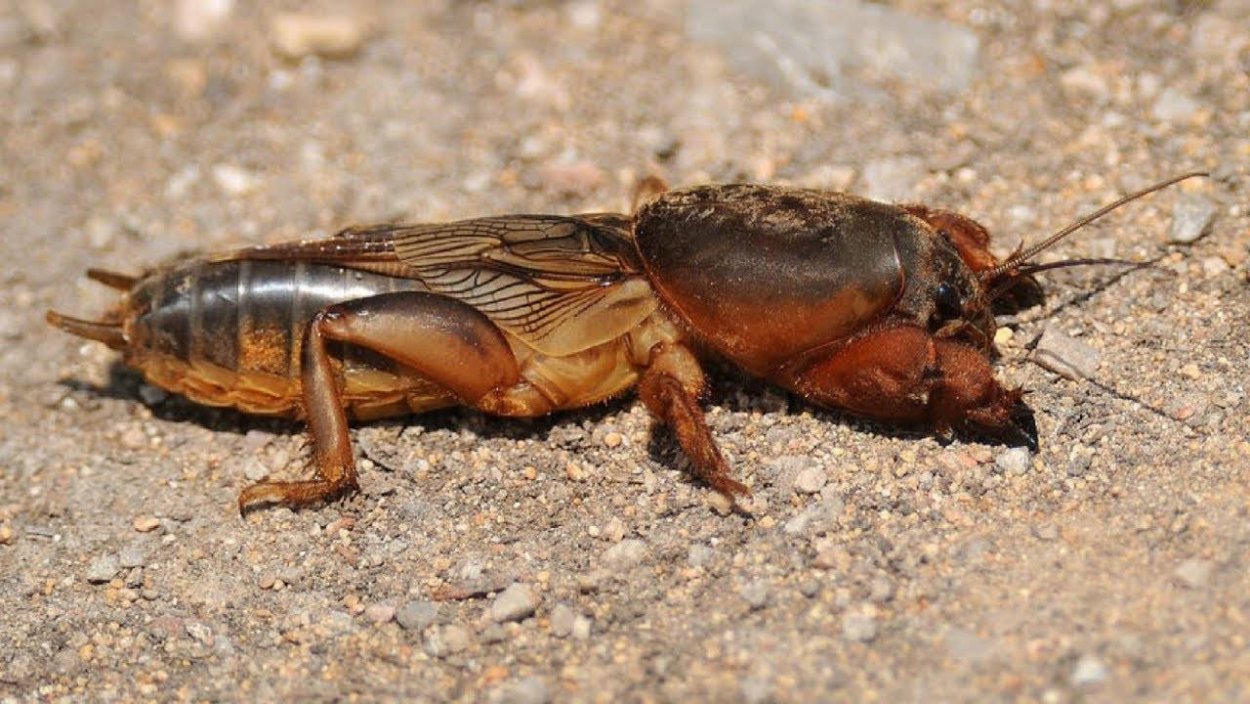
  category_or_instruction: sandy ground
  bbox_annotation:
[2,1,1248,701]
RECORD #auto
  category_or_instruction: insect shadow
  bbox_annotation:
[65,355,1024,494]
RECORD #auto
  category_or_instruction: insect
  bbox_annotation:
[47,173,1203,512]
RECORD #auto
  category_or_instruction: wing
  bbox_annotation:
[215,214,658,356]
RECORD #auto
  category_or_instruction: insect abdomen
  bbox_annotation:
[126,260,435,415]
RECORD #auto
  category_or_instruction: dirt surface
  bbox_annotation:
[2,1,1248,702]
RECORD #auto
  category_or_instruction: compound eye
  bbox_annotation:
[935,282,962,320]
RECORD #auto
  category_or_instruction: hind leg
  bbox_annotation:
[238,292,521,512]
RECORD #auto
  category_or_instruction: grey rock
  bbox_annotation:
[1071,654,1109,686]
[490,583,539,623]
[1034,328,1101,380]
[995,447,1031,476]
[841,612,878,642]
[1170,195,1217,244]
[86,554,119,583]
[687,0,979,100]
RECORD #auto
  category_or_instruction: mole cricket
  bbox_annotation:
[47,173,1205,512]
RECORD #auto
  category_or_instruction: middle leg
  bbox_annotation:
[238,291,522,512]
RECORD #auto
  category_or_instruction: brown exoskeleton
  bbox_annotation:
[47,174,1203,512]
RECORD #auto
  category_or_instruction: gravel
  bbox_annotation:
[6,1,1249,702]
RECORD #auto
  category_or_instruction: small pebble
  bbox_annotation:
[1174,559,1213,589]
[118,545,146,569]
[1201,256,1229,278]
[489,676,550,704]
[211,164,261,197]
[1066,454,1092,478]
[1151,88,1200,124]
[175,0,234,43]
[841,612,878,642]
[602,516,626,543]
[269,13,371,60]
[550,603,576,637]
[425,625,470,657]
[1169,195,1216,244]
[490,583,539,623]
[1071,654,1109,686]
[792,466,828,494]
[687,544,714,568]
[479,623,508,644]
[120,426,147,450]
[602,431,623,448]
[1034,327,1101,380]
[1060,65,1109,99]
[740,676,773,704]
[241,457,271,482]
[706,491,734,516]
[602,539,647,568]
[571,616,592,640]
[137,384,168,405]
[995,447,1031,476]
[396,600,439,631]
[868,576,894,603]
[365,603,395,624]
[944,628,994,663]
[184,620,214,646]
[1032,524,1059,541]
[739,579,771,610]
[86,554,120,583]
